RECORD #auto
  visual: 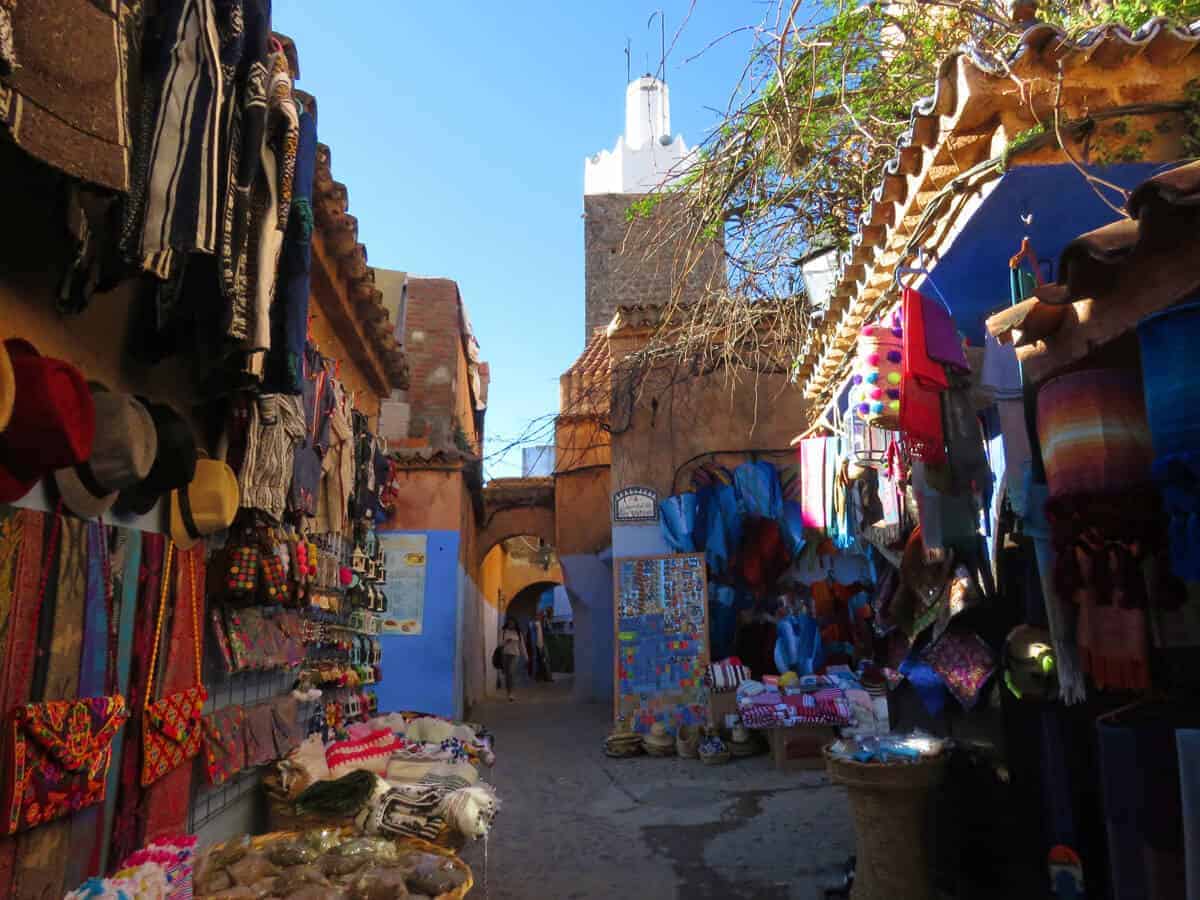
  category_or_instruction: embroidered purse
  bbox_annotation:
[0,512,130,835]
[224,543,259,596]
[259,549,288,603]
[201,706,247,786]
[210,607,236,674]
[244,703,277,767]
[142,544,209,787]
[2,696,129,834]
[270,697,302,758]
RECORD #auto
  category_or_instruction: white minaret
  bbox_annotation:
[585,75,691,195]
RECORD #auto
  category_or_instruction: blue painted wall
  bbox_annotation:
[376,529,461,719]
[613,523,670,558]
[930,162,1161,342]
[561,552,614,706]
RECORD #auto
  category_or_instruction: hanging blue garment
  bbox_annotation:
[659,493,698,553]
[899,656,948,718]
[709,585,738,661]
[778,500,806,559]
[735,460,783,521]
[774,613,823,676]
[693,485,713,551]
[700,482,741,576]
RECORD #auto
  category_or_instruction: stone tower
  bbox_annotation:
[582,76,724,342]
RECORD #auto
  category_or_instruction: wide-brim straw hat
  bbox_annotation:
[0,339,13,433]
[170,457,240,550]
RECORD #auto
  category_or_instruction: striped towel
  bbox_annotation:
[705,661,752,693]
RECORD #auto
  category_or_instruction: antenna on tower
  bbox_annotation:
[647,10,666,82]
[624,37,631,84]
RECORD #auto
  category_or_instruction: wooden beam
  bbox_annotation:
[1018,234,1200,383]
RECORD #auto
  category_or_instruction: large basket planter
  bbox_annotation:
[824,747,947,900]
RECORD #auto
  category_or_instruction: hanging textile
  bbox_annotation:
[107,534,166,871]
[13,517,86,900]
[0,0,135,191]
[798,437,832,531]
[1137,300,1200,582]
[0,508,41,897]
[659,493,698,553]
[734,460,782,521]
[1097,705,1191,900]
[144,546,206,840]
[1177,729,1200,900]
[63,523,114,889]
[96,533,141,878]
[128,0,235,279]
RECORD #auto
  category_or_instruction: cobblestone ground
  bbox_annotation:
[460,677,854,900]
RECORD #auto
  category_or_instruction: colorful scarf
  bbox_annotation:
[901,288,947,464]
[798,437,832,531]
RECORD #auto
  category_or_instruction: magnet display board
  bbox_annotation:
[613,553,710,734]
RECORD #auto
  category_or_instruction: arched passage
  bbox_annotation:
[477,478,556,567]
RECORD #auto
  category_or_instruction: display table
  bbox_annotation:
[824,747,947,900]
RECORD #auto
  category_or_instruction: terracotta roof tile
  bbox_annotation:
[566,329,611,377]
[798,17,1200,411]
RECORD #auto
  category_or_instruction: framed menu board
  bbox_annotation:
[613,553,710,735]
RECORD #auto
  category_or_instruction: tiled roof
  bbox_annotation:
[986,159,1200,379]
[797,17,1200,413]
[390,446,471,468]
[566,329,611,378]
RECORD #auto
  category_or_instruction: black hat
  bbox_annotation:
[115,400,198,516]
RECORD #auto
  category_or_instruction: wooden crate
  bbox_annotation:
[767,725,838,771]
[707,690,739,731]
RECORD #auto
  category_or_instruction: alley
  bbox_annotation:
[461,678,855,900]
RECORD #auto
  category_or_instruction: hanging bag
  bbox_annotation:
[201,705,246,786]
[141,543,208,786]
[1,513,129,834]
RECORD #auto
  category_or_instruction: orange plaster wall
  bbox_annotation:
[382,468,466,532]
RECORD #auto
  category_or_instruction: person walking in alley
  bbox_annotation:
[501,616,526,701]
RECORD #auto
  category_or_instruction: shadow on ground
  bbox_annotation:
[460,677,854,900]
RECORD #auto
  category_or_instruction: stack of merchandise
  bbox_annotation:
[736,675,854,729]
[266,712,499,848]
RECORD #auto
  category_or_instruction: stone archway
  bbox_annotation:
[477,477,556,566]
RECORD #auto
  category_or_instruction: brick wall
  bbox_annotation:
[404,276,463,447]
[583,193,725,341]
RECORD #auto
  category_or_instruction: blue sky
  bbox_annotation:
[274,1,764,478]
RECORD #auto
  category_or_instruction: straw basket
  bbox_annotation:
[676,725,700,759]
[201,829,473,900]
[824,747,947,900]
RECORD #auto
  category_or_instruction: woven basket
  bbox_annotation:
[824,747,947,900]
[201,829,473,900]
[699,747,731,765]
[644,740,676,758]
[676,726,700,759]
